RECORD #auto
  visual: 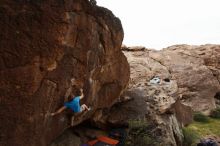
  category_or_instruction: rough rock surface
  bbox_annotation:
[149,45,220,113]
[92,47,193,146]
[94,45,220,145]
[123,48,193,146]
[84,46,219,145]
[50,129,81,146]
[0,1,129,146]
[113,45,219,145]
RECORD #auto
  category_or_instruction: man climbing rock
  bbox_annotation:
[50,88,91,117]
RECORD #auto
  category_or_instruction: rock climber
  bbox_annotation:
[50,88,90,117]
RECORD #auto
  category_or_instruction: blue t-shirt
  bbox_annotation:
[64,96,80,112]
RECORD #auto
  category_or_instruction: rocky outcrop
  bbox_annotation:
[0,1,129,146]
[123,48,193,146]
[96,45,220,145]
[91,47,193,146]
[113,45,219,145]
[50,129,81,146]
[52,44,219,145]
[149,45,220,114]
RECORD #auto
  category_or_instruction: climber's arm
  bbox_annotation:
[79,88,84,100]
[51,106,67,116]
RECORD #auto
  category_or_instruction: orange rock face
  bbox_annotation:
[0,0,129,146]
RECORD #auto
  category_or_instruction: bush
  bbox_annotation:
[182,127,199,146]
[193,112,209,123]
[210,108,220,119]
[128,119,148,130]
[126,119,159,146]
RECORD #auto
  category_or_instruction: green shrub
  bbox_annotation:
[193,112,209,123]
[128,119,148,130]
[126,119,159,146]
[210,108,220,119]
[182,127,199,146]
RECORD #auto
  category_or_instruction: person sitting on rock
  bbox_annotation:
[50,88,91,117]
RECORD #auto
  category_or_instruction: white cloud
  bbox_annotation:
[97,0,220,49]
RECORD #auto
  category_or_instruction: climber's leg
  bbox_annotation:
[70,105,91,126]
[71,115,75,126]
[80,104,86,112]
[81,104,90,112]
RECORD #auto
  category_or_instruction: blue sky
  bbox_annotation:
[97,0,220,49]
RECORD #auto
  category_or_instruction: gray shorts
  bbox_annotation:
[80,105,85,112]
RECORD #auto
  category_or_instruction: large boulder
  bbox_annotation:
[92,48,193,146]
[118,45,220,145]
[149,45,220,113]
[50,129,81,146]
[90,45,220,145]
[123,48,193,146]
[0,0,129,146]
